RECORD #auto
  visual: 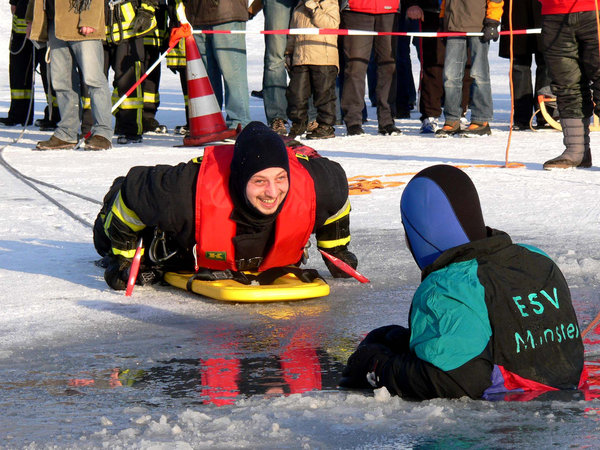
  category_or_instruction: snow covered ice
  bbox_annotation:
[2,16,600,449]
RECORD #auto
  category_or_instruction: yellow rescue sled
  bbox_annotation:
[163,267,330,302]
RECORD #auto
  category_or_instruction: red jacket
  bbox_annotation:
[347,0,400,14]
[194,145,316,271]
[538,0,597,15]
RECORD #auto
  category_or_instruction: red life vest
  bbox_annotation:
[347,0,400,14]
[193,145,316,271]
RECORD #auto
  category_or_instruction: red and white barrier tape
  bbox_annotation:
[192,27,541,37]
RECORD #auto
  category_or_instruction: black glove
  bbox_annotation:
[131,8,154,35]
[104,257,160,290]
[361,325,411,354]
[339,343,393,389]
[320,245,358,278]
[480,18,500,43]
[104,257,132,291]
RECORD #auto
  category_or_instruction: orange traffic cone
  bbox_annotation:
[182,35,241,146]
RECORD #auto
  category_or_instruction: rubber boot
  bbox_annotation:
[543,117,589,169]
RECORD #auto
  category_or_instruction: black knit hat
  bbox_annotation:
[229,121,290,209]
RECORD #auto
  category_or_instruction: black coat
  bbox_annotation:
[499,0,542,58]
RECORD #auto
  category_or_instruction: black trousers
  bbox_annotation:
[340,11,395,128]
[286,65,337,127]
[142,44,162,123]
[105,37,145,136]
[541,11,600,119]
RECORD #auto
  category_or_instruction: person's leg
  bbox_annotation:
[5,27,34,124]
[541,13,588,168]
[212,21,251,128]
[47,25,80,143]
[142,43,164,131]
[372,13,396,128]
[466,36,492,124]
[511,54,534,127]
[441,37,467,123]
[286,65,310,128]
[262,0,295,124]
[310,65,337,127]
[341,11,374,129]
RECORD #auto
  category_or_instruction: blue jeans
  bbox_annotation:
[262,0,296,123]
[194,22,251,128]
[48,24,113,142]
[443,37,492,123]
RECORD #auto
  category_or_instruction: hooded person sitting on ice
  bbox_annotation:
[340,165,586,400]
[93,121,357,290]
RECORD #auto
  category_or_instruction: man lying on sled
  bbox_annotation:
[93,121,357,290]
[340,165,586,400]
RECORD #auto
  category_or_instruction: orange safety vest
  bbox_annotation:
[194,145,316,271]
[347,0,400,14]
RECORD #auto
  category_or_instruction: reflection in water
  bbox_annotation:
[66,322,346,406]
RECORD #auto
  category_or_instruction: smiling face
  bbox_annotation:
[245,167,290,215]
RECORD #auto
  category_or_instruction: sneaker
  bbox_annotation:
[307,120,319,132]
[513,122,530,131]
[35,135,77,150]
[420,117,439,134]
[378,124,402,136]
[347,124,365,136]
[174,125,189,135]
[305,124,335,140]
[270,118,287,135]
[84,135,112,150]
[288,122,307,139]
[35,118,58,131]
[143,118,167,134]
[461,121,491,137]
[117,135,143,145]
[460,115,469,130]
[435,120,461,138]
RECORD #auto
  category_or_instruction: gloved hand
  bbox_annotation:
[104,256,160,290]
[104,256,132,291]
[361,325,411,354]
[131,8,154,35]
[320,245,358,278]
[339,343,392,389]
[480,18,500,43]
[304,0,318,11]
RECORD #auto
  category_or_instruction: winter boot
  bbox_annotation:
[305,124,335,139]
[435,120,461,138]
[288,122,307,139]
[543,117,591,169]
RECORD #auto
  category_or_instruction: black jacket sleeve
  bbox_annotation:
[298,156,352,250]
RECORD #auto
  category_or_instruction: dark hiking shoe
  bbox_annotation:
[143,118,168,134]
[85,135,112,150]
[0,117,31,127]
[270,118,287,135]
[251,89,264,99]
[347,125,365,136]
[461,121,492,137]
[435,120,461,138]
[306,124,335,140]
[35,118,59,131]
[378,124,402,136]
[288,122,307,139]
[307,120,318,132]
[174,125,189,135]
[117,135,143,145]
[35,135,77,150]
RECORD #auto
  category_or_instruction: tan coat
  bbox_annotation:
[286,0,340,69]
[26,0,106,42]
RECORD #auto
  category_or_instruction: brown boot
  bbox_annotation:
[35,135,77,150]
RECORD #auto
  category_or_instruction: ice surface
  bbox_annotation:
[1,14,600,449]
